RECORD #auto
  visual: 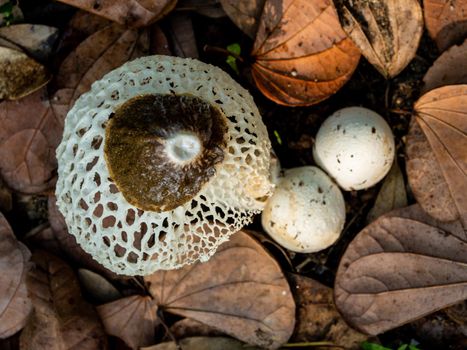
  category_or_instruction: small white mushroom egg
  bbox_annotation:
[313,107,395,191]
[261,166,345,253]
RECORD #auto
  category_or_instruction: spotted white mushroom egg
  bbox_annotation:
[55,55,274,275]
[313,107,395,191]
[261,166,345,253]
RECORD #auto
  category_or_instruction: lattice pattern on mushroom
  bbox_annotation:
[56,56,273,275]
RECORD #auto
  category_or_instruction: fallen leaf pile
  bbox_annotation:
[0,0,466,349]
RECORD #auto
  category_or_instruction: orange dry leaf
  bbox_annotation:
[334,205,467,335]
[56,0,177,28]
[424,0,467,51]
[251,0,360,106]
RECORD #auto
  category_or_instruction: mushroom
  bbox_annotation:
[313,107,395,191]
[261,166,345,253]
[55,55,274,275]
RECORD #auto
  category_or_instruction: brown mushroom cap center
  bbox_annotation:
[104,94,228,212]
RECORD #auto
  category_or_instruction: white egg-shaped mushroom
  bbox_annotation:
[313,107,395,191]
[261,166,345,253]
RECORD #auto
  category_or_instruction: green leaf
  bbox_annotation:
[361,342,392,350]
[398,345,408,350]
[226,43,241,74]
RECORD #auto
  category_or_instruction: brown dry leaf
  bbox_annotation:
[56,0,177,28]
[424,0,467,52]
[0,47,50,100]
[288,273,367,349]
[142,337,262,350]
[0,24,59,62]
[147,231,295,349]
[0,176,12,211]
[97,295,158,349]
[334,0,423,78]
[50,23,149,123]
[167,12,199,58]
[170,318,225,339]
[0,213,32,339]
[20,251,107,350]
[423,38,467,93]
[334,204,467,335]
[367,161,407,223]
[0,88,61,193]
[411,85,467,227]
[179,0,226,18]
[220,0,266,38]
[78,269,121,303]
[251,0,360,106]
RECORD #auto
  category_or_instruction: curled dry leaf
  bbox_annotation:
[334,204,467,335]
[423,39,467,93]
[147,231,295,349]
[78,269,122,303]
[0,213,32,339]
[0,24,59,62]
[251,0,360,106]
[0,47,50,100]
[56,0,177,28]
[50,23,149,123]
[424,0,467,52]
[97,295,158,349]
[367,161,408,223]
[288,273,367,349]
[220,0,266,38]
[0,176,12,212]
[98,231,295,349]
[408,85,467,227]
[0,88,61,193]
[334,0,423,78]
[141,337,262,350]
[20,251,108,350]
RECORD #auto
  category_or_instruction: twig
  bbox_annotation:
[157,308,180,349]
[203,44,245,63]
[282,341,345,348]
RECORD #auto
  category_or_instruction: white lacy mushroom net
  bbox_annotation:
[55,56,273,275]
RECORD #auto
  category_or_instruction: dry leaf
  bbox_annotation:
[170,318,224,339]
[0,24,59,62]
[334,0,423,78]
[56,0,177,28]
[50,23,149,123]
[78,269,122,303]
[167,12,198,58]
[147,231,295,349]
[288,273,367,349]
[141,337,261,350]
[424,0,467,51]
[20,251,108,350]
[220,0,266,38]
[0,176,12,211]
[251,0,360,106]
[97,295,158,349]
[411,85,467,227]
[0,88,61,193]
[334,204,467,335]
[367,161,408,223]
[0,47,50,100]
[0,213,32,339]
[180,0,226,18]
[423,38,467,93]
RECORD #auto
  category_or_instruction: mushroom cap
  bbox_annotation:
[55,55,273,275]
[313,107,395,191]
[261,166,345,253]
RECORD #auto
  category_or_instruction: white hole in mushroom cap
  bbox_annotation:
[165,132,203,164]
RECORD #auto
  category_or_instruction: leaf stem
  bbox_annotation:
[203,45,245,63]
